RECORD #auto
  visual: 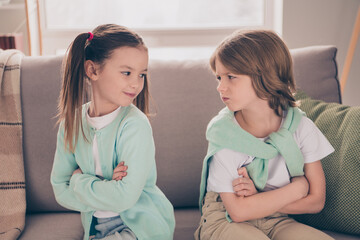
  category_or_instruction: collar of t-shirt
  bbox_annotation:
[86,106,122,130]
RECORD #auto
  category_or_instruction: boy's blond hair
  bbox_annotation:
[210,30,297,116]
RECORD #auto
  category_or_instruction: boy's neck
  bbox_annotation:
[235,105,282,138]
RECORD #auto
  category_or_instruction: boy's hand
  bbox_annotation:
[112,161,128,181]
[232,167,258,197]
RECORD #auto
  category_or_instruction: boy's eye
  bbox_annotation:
[228,75,235,80]
[122,72,130,76]
[216,76,221,81]
[139,73,146,79]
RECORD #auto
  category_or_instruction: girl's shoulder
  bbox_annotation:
[121,104,150,126]
[114,104,152,137]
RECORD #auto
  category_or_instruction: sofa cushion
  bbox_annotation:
[174,208,201,240]
[150,46,341,208]
[291,46,341,103]
[18,212,83,239]
[21,56,65,213]
[293,92,360,236]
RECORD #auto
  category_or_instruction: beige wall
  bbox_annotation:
[283,0,360,106]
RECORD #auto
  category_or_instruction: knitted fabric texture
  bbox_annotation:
[199,106,305,213]
[293,92,360,236]
[0,49,26,240]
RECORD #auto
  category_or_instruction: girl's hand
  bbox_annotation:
[72,168,82,176]
[290,176,309,199]
[232,167,258,197]
[112,161,128,181]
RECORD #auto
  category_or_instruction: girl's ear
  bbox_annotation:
[85,60,100,81]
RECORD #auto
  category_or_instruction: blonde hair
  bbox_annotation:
[57,24,149,152]
[210,30,297,116]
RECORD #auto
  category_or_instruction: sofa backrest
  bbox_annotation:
[21,45,341,213]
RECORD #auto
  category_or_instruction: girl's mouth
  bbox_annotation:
[124,92,136,98]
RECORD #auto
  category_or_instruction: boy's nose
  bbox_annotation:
[217,81,226,93]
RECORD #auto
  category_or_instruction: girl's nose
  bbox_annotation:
[130,77,140,88]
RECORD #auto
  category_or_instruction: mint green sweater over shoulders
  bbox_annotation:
[199,107,305,215]
[50,104,175,240]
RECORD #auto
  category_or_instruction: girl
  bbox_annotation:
[50,24,175,240]
[195,30,335,240]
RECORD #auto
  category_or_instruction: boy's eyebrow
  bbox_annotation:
[216,72,230,75]
[119,65,148,72]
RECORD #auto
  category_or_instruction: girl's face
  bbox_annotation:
[91,46,148,116]
[215,58,260,112]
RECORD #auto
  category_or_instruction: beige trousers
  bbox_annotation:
[194,192,334,240]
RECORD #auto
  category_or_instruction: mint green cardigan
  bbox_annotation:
[50,104,175,240]
[199,107,305,214]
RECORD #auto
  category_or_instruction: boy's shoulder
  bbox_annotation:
[207,107,233,133]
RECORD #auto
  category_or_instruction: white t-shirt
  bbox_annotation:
[206,114,334,193]
[86,105,121,218]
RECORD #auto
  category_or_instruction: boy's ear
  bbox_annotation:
[85,60,100,81]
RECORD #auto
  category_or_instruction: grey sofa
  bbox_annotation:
[18,45,359,240]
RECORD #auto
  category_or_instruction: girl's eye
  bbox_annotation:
[139,73,146,79]
[122,72,130,76]
[228,75,235,80]
[216,76,221,81]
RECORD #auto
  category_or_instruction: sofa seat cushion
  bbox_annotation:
[19,212,83,240]
[174,208,201,240]
[294,93,360,236]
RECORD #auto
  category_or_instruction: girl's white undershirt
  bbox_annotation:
[86,105,122,218]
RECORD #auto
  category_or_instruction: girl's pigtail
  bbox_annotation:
[58,33,90,152]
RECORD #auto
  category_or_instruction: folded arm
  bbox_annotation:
[50,127,95,213]
[279,161,326,214]
[221,176,309,222]
[69,118,155,213]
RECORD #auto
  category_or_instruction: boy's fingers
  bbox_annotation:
[235,190,247,197]
[232,177,248,187]
[237,167,249,178]
[233,183,250,192]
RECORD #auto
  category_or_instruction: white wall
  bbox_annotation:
[1,0,359,105]
[282,0,360,106]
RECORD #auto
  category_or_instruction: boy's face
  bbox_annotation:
[215,59,260,112]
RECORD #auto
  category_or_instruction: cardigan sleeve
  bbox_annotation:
[69,116,155,213]
[50,125,95,212]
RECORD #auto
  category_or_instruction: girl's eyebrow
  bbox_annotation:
[119,65,148,72]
